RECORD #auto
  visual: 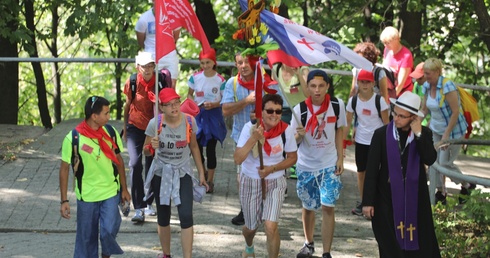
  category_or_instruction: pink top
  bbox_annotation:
[383,46,413,91]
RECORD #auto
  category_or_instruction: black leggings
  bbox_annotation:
[152,174,194,229]
[198,138,218,169]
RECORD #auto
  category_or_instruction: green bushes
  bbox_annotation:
[433,189,490,257]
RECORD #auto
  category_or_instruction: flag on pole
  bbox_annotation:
[254,59,263,121]
[166,0,211,52]
[238,0,373,71]
[154,0,176,62]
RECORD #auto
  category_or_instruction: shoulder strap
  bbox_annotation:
[375,94,382,119]
[299,101,307,127]
[71,129,79,166]
[352,95,358,117]
[281,131,286,159]
[103,124,118,151]
[439,77,450,107]
[373,66,381,88]
[130,73,137,102]
[331,97,340,129]
[233,75,238,102]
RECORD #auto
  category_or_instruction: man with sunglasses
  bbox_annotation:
[362,92,440,257]
[290,70,346,258]
[59,96,130,258]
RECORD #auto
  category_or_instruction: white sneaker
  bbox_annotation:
[144,204,157,216]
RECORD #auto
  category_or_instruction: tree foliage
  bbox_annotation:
[3,0,490,154]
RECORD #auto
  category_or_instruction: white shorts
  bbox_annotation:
[157,50,179,79]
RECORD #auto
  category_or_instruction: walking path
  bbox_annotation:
[0,119,488,257]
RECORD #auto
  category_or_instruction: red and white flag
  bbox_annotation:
[155,0,211,61]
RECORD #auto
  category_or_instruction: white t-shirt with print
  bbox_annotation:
[290,99,347,171]
[237,122,297,180]
[188,71,226,104]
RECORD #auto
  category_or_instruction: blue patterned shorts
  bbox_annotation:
[296,166,343,210]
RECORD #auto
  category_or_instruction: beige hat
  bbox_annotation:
[390,92,425,117]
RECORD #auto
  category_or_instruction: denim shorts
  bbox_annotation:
[296,166,343,210]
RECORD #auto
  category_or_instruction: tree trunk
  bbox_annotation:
[472,0,490,53]
[48,4,62,124]
[398,0,423,55]
[194,0,219,46]
[0,0,19,125]
[25,0,53,129]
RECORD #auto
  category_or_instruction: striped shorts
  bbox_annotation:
[239,174,287,230]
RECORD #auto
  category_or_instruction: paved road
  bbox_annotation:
[0,119,488,257]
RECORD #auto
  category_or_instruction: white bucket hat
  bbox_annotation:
[390,92,425,117]
[135,51,155,66]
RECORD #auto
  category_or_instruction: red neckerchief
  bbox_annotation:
[305,95,330,136]
[237,72,255,91]
[75,121,120,164]
[137,73,156,94]
[260,120,288,156]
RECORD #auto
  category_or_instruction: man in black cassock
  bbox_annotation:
[363,92,441,258]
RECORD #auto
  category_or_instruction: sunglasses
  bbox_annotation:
[264,109,283,115]
[90,96,98,110]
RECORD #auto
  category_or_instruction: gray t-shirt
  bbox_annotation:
[146,114,198,169]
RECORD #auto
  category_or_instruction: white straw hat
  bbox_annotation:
[390,92,425,117]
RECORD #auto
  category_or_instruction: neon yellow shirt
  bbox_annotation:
[61,125,123,202]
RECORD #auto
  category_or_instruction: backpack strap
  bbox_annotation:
[352,95,358,117]
[130,73,137,102]
[103,124,119,152]
[375,94,382,119]
[331,97,340,129]
[299,101,307,127]
[233,75,238,102]
[373,66,381,90]
[281,131,286,159]
[157,113,193,144]
[71,129,80,174]
[439,77,450,107]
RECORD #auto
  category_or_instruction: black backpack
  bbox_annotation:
[351,94,382,120]
[373,65,397,99]
[129,68,172,102]
[299,97,340,129]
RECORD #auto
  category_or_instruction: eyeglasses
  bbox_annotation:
[90,96,98,110]
[392,110,413,119]
[162,101,180,108]
[264,109,283,115]
[140,63,155,69]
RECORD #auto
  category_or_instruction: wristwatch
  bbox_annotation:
[414,131,422,138]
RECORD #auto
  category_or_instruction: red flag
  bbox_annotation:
[267,49,308,68]
[155,0,177,62]
[166,0,211,53]
[254,59,263,121]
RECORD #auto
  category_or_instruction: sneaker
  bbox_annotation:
[157,254,172,258]
[297,242,314,258]
[459,183,476,204]
[242,251,255,258]
[144,204,157,216]
[435,191,447,205]
[322,252,332,258]
[131,209,145,223]
[351,201,362,216]
[231,210,245,226]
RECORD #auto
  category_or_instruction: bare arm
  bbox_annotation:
[190,131,208,189]
[335,126,344,175]
[396,67,411,96]
[123,97,131,142]
[59,161,71,219]
[349,76,357,98]
[258,151,297,179]
[377,77,390,104]
[136,31,146,49]
[343,111,354,142]
[222,91,255,117]
[298,67,310,98]
[116,154,131,204]
[187,89,195,100]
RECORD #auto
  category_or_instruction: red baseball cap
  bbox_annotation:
[357,69,374,82]
[409,62,425,79]
[148,88,180,103]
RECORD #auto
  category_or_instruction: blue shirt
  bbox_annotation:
[422,76,467,139]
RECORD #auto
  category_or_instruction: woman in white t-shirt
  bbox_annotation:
[344,70,390,217]
[234,94,297,258]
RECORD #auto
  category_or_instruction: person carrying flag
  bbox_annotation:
[234,93,297,258]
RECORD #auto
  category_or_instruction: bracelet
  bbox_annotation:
[144,143,155,156]
[272,166,276,173]
[60,200,69,204]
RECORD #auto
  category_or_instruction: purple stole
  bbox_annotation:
[386,121,420,250]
